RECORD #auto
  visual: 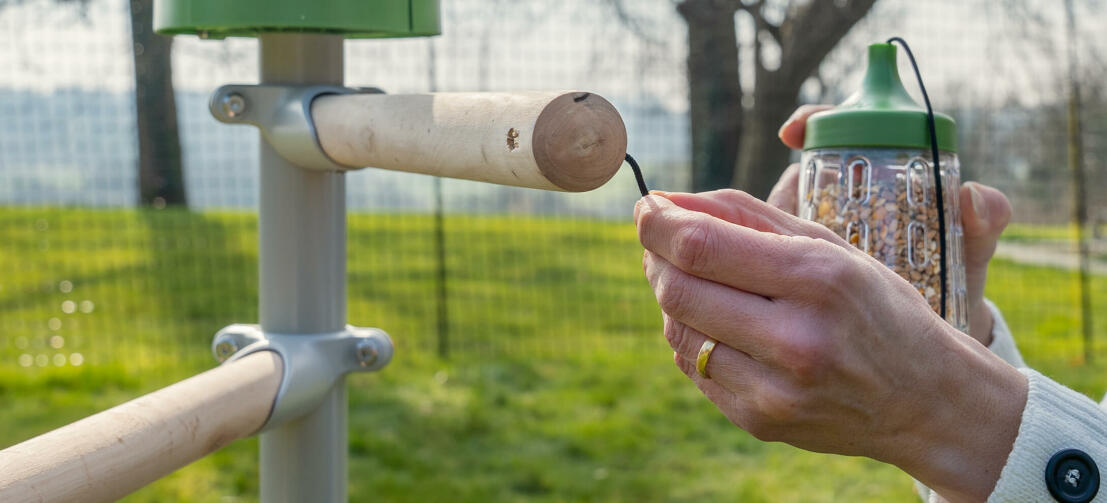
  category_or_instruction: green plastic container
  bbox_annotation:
[154,0,440,39]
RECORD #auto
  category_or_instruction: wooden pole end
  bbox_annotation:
[532,92,628,192]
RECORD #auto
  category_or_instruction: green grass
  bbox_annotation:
[1001,223,1082,243]
[1000,222,1107,244]
[1,209,1104,502]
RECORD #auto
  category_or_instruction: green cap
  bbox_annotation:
[154,0,440,39]
[803,43,956,152]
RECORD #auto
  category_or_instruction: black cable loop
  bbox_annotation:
[887,37,949,321]
[625,153,649,197]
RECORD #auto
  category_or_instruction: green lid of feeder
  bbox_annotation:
[803,43,957,153]
[154,0,440,39]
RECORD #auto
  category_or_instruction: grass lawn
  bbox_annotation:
[1,207,1105,502]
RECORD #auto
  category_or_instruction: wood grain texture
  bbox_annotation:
[532,92,627,192]
[0,351,283,503]
[313,91,627,192]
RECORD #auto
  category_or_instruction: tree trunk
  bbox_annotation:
[129,0,186,207]
[1064,0,1093,363]
[734,0,879,199]
[677,0,742,192]
[734,71,799,198]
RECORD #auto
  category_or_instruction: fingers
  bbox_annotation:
[766,163,801,215]
[673,352,745,417]
[672,351,777,440]
[636,195,833,298]
[645,252,779,359]
[664,315,764,392]
[778,104,834,150]
[656,191,848,247]
[959,182,1012,346]
[959,182,1012,269]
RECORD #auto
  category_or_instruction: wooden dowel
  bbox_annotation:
[0,351,283,503]
[313,91,628,192]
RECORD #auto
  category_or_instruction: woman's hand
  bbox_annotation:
[634,191,1027,502]
[770,105,1013,346]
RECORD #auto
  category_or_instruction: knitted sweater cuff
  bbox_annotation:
[988,369,1107,502]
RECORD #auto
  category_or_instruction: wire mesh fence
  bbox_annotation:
[1,0,1106,500]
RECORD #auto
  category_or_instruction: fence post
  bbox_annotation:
[1064,0,1094,364]
[428,39,450,359]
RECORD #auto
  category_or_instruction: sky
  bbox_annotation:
[1,0,1103,109]
[0,0,1104,218]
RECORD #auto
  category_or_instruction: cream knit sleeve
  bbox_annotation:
[982,300,1107,502]
[920,301,1107,503]
[987,369,1107,502]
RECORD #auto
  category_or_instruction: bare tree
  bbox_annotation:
[613,0,877,196]
[677,0,743,192]
[0,0,186,207]
[129,0,186,207]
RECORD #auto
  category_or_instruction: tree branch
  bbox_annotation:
[778,0,878,87]
[738,0,782,46]
[609,0,667,48]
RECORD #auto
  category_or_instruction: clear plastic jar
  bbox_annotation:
[798,147,968,331]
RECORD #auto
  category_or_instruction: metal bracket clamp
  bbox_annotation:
[208,84,382,171]
[211,324,393,430]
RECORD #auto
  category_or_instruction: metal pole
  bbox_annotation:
[1064,0,1094,364]
[427,39,449,358]
[257,33,348,502]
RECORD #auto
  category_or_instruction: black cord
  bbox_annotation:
[625,153,649,196]
[887,37,948,321]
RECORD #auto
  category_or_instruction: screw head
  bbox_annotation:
[214,338,238,362]
[221,93,247,118]
[356,339,379,367]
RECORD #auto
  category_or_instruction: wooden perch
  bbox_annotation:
[0,351,283,503]
[313,91,628,192]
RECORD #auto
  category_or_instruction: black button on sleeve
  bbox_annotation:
[1046,449,1100,503]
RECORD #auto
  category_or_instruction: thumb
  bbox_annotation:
[960,182,1012,269]
[778,104,834,150]
[766,163,801,215]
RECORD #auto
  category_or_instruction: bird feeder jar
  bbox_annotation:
[798,43,968,331]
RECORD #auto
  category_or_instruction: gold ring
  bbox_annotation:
[696,338,717,379]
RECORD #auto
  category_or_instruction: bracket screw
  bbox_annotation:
[221,93,247,118]
[356,339,379,367]
[214,337,239,363]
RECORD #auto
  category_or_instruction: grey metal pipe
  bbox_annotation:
[257,33,348,503]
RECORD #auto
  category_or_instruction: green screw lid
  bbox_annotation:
[803,43,956,153]
[154,0,440,39]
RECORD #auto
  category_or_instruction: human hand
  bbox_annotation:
[958,182,1012,344]
[634,190,1026,502]
[770,105,1013,346]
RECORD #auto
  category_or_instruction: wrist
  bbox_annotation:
[968,298,995,347]
[891,332,1027,502]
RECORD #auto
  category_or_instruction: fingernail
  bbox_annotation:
[968,183,989,222]
[649,190,669,197]
[777,120,794,139]
[633,199,643,222]
[778,109,805,137]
